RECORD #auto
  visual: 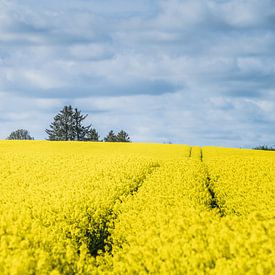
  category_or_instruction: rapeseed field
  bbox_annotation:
[0,141,274,274]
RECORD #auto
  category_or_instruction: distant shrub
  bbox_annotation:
[253,145,275,151]
[7,129,34,140]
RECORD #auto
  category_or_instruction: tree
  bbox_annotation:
[85,128,100,141]
[46,105,74,140]
[7,129,34,140]
[73,108,91,141]
[253,145,275,151]
[103,130,131,142]
[104,130,117,142]
[45,105,93,141]
[116,130,130,142]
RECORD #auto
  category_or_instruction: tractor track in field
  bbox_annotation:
[84,163,161,257]
[88,146,224,258]
[190,146,223,216]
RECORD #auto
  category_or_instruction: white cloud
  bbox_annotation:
[23,70,64,90]
[69,43,113,60]
[0,0,275,146]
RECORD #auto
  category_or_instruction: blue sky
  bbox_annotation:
[0,0,275,147]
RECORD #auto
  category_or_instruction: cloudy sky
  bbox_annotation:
[0,0,275,147]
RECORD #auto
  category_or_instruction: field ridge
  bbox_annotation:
[189,146,223,215]
[88,162,161,257]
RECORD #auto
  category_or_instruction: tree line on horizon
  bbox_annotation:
[6,105,130,142]
[6,106,275,150]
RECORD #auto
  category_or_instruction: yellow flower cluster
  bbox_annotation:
[190,145,202,160]
[99,158,214,274]
[0,141,189,274]
[100,147,275,274]
[202,147,275,216]
[0,141,274,274]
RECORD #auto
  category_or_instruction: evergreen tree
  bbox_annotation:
[73,108,91,140]
[116,130,130,142]
[46,106,74,140]
[104,130,117,142]
[85,128,100,141]
[46,105,93,141]
[7,129,34,140]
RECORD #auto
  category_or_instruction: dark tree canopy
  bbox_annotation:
[46,105,94,141]
[73,108,90,141]
[7,129,34,140]
[116,130,130,142]
[104,130,117,142]
[104,130,130,142]
[253,145,275,151]
[85,128,100,142]
[45,106,131,142]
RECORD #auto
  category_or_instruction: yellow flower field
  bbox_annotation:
[0,141,274,274]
